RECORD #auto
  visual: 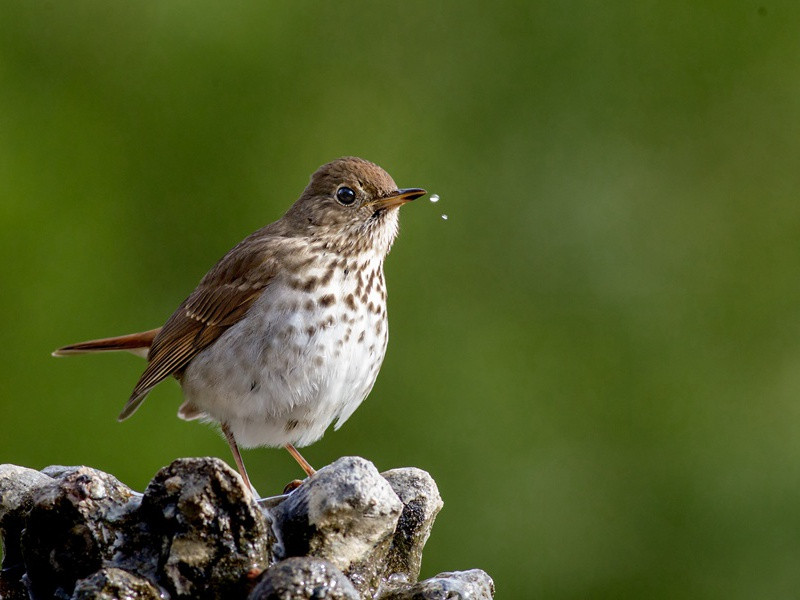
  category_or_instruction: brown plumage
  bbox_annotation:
[53,328,160,358]
[53,157,425,495]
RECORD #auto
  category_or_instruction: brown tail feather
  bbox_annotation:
[52,328,161,358]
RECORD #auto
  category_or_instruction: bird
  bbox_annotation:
[53,157,426,495]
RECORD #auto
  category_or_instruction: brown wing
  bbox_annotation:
[118,237,277,420]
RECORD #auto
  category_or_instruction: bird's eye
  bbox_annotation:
[336,186,356,205]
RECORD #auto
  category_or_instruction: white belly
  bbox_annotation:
[180,256,389,448]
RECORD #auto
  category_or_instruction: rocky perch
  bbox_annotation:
[0,456,494,600]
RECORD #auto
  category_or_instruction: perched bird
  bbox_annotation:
[53,157,425,494]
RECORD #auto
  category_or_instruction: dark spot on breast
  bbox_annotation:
[285,419,299,432]
[320,266,335,285]
[355,272,364,295]
[318,294,336,307]
[345,293,357,311]
[306,326,316,337]
[304,299,315,311]
[317,318,333,330]
[313,355,324,367]
[366,270,375,295]
[301,277,319,293]
[358,330,366,343]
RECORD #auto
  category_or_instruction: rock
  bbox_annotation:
[0,457,493,600]
[138,457,271,599]
[71,567,164,600]
[41,464,88,479]
[0,464,53,517]
[379,569,495,600]
[0,573,29,600]
[270,456,403,597]
[0,464,53,599]
[20,466,139,599]
[381,467,443,584]
[248,557,359,600]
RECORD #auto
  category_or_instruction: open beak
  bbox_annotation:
[368,188,427,211]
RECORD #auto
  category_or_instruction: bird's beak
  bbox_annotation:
[368,188,427,210]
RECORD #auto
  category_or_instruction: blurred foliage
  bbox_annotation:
[3,1,800,597]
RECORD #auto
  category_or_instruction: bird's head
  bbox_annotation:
[285,157,426,256]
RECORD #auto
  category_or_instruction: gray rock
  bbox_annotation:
[0,458,493,600]
[139,457,271,599]
[20,466,139,599]
[271,456,403,598]
[379,569,495,600]
[0,464,52,598]
[381,468,443,584]
[0,464,53,521]
[248,557,359,600]
[41,464,87,479]
[71,567,164,600]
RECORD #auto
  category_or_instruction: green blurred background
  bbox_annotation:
[2,1,800,597]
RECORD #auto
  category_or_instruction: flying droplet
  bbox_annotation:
[429,194,440,203]
[441,214,448,220]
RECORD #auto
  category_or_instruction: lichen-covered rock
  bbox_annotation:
[0,457,493,600]
[248,557,359,600]
[71,567,164,600]
[271,456,403,597]
[40,464,91,479]
[0,464,53,599]
[0,464,53,523]
[20,466,139,599]
[379,569,495,600]
[381,467,443,584]
[138,457,271,599]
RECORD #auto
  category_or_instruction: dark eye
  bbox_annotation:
[336,186,356,205]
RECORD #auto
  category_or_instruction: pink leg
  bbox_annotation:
[222,423,258,496]
[284,443,316,477]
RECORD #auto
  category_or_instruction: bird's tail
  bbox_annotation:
[52,328,161,359]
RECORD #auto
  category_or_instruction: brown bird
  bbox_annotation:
[53,157,425,495]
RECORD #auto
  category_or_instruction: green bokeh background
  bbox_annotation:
[3,2,800,597]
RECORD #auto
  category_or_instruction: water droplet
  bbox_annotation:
[429,194,440,204]
[441,214,448,220]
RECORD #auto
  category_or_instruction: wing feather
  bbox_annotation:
[118,237,279,420]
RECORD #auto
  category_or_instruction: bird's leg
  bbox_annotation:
[222,423,259,497]
[284,443,316,477]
